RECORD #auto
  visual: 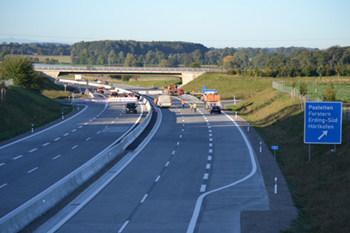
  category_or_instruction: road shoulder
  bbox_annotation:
[222,109,298,233]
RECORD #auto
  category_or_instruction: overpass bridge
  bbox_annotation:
[34,65,218,85]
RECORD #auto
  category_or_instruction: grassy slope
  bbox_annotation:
[226,88,350,232]
[0,83,72,142]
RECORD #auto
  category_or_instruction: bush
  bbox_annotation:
[226,69,237,75]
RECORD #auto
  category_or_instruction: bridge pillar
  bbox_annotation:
[39,71,61,83]
[181,72,205,85]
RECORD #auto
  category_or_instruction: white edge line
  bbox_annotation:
[186,111,258,233]
[0,105,88,150]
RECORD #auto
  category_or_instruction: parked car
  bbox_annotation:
[209,105,221,114]
[126,102,137,114]
[104,81,109,85]
[177,89,184,95]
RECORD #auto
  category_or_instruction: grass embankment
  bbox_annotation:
[0,82,72,142]
[226,88,350,232]
[181,72,273,100]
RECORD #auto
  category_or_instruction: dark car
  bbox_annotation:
[126,102,137,114]
[209,106,221,114]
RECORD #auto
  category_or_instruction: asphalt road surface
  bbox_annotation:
[0,100,145,218]
[43,92,268,233]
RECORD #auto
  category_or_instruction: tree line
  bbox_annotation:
[1,40,350,77]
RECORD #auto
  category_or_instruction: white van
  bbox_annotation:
[157,95,172,108]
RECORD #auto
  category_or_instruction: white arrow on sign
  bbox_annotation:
[318,131,328,140]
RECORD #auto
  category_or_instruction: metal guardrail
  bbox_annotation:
[272,81,322,102]
[33,65,220,72]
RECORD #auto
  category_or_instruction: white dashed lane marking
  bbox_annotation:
[140,194,148,203]
[200,184,206,192]
[72,145,78,150]
[0,183,8,189]
[13,155,23,160]
[52,155,61,160]
[0,163,5,167]
[28,148,38,153]
[27,167,38,173]
[64,133,69,136]
[203,173,209,179]
[42,142,50,146]
[54,137,60,141]
[206,164,211,169]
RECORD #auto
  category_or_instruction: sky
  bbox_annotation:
[1,0,350,49]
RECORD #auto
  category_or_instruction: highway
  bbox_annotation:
[38,87,269,233]
[0,99,146,219]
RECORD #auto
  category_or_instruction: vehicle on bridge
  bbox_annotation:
[125,102,138,114]
[157,95,172,108]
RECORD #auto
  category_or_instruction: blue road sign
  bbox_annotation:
[271,146,278,150]
[304,102,342,144]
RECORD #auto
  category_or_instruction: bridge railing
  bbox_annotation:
[33,64,221,72]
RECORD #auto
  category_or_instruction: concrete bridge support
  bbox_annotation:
[181,71,205,85]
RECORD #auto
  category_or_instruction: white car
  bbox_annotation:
[97,80,102,84]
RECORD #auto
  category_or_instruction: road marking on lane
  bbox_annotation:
[209,130,212,132]
[208,126,211,129]
[0,163,5,167]
[97,131,101,134]
[177,142,180,145]
[187,111,259,233]
[180,135,182,138]
[42,142,50,146]
[207,123,210,125]
[29,148,38,153]
[118,220,130,233]
[84,123,88,125]
[93,117,96,119]
[200,185,206,192]
[86,137,91,141]
[71,129,77,132]
[172,150,176,155]
[209,138,213,142]
[28,167,38,173]
[72,145,78,150]
[89,120,93,122]
[209,149,213,153]
[0,183,8,189]
[78,126,83,129]
[209,143,213,147]
[203,173,209,179]
[165,161,170,167]
[13,155,23,160]
[155,175,161,182]
[183,124,185,126]
[208,156,212,161]
[206,164,211,169]
[105,126,108,128]
[209,134,212,137]
[140,194,148,203]
[182,129,184,132]
[63,133,69,136]
[52,155,61,160]
[54,137,61,141]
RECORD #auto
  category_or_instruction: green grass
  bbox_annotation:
[226,88,350,232]
[0,86,72,142]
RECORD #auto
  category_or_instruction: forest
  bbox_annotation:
[1,40,349,77]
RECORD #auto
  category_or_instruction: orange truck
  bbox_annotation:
[204,93,222,109]
[167,84,178,95]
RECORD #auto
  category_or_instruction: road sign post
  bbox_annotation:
[271,146,278,160]
[304,102,342,161]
